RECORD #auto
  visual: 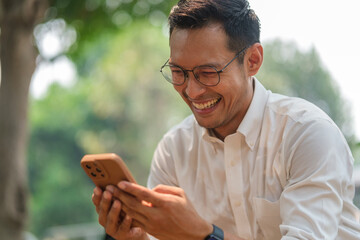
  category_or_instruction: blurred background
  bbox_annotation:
[0,0,359,239]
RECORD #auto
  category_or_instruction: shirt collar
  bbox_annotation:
[201,126,220,143]
[237,77,269,150]
[200,77,269,147]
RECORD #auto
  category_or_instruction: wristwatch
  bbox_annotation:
[204,224,224,240]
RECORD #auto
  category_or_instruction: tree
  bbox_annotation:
[0,0,47,239]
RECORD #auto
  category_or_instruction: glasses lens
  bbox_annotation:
[194,66,220,86]
[161,65,185,85]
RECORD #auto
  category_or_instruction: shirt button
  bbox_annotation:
[231,160,236,167]
[235,201,242,207]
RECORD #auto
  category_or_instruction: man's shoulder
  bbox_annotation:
[263,92,347,151]
[266,92,333,125]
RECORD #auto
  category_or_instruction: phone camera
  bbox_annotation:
[96,168,102,173]
[91,172,97,177]
[86,164,92,169]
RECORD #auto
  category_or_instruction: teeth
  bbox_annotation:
[192,98,220,110]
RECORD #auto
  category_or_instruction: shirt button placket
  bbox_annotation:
[224,134,252,239]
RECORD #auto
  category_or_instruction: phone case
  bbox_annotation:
[80,153,136,189]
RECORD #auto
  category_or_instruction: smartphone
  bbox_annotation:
[80,153,136,189]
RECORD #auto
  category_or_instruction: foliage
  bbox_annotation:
[28,21,189,237]
[353,142,360,165]
[43,0,177,74]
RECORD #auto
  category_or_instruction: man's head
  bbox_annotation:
[168,0,260,56]
[163,0,263,139]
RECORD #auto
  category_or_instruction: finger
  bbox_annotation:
[118,181,163,207]
[119,213,132,230]
[129,227,145,238]
[92,187,103,205]
[112,187,146,220]
[121,201,149,224]
[105,200,122,236]
[131,218,145,229]
[92,187,103,213]
[105,184,116,194]
[98,190,113,226]
[117,215,144,239]
[152,184,184,197]
[117,213,145,237]
[112,184,122,201]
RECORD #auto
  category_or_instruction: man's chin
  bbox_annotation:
[193,116,218,129]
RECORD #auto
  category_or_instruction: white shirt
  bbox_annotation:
[147,78,360,240]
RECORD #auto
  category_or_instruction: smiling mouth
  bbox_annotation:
[192,98,221,110]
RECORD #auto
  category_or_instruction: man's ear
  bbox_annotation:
[246,43,263,76]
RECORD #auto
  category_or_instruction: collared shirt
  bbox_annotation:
[147,78,360,239]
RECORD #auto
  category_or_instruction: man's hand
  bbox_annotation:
[92,186,149,240]
[115,182,213,240]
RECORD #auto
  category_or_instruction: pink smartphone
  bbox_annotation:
[80,153,136,189]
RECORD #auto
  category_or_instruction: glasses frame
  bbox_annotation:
[160,46,248,87]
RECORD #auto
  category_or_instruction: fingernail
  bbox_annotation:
[106,185,115,193]
[104,191,112,199]
[113,200,120,209]
[118,181,127,190]
[94,187,102,195]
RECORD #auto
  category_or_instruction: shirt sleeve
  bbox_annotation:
[147,135,178,190]
[279,119,357,239]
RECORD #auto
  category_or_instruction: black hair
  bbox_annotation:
[168,0,260,54]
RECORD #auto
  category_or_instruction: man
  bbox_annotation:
[92,0,360,239]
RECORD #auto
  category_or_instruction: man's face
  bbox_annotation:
[169,23,254,139]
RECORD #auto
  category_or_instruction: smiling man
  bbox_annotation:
[167,24,256,141]
[92,0,360,239]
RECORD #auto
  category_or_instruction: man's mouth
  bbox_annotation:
[192,98,221,110]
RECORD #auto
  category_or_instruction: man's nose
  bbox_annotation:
[184,71,206,99]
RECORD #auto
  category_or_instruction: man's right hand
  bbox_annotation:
[92,185,149,240]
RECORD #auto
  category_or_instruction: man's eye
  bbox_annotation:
[171,70,183,76]
[203,71,216,75]
[199,71,217,77]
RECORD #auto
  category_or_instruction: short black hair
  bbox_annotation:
[168,0,260,54]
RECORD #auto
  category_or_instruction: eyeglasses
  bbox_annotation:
[160,47,248,87]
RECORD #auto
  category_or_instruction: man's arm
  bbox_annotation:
[279,120,359,238]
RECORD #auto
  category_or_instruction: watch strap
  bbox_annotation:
[204,224,224,240]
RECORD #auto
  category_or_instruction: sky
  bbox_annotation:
[31,0,360,139]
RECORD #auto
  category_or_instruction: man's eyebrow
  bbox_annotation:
[168,60,222,69]
[168,60,180,66]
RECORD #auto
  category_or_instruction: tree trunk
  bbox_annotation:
[0,0,46,239]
